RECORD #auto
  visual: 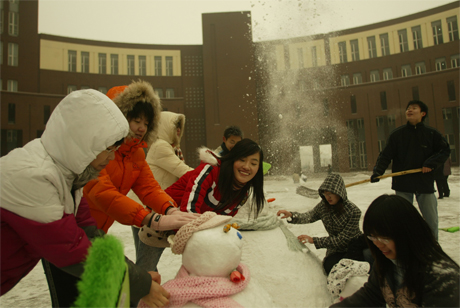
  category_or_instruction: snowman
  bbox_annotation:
[140,211,275,308]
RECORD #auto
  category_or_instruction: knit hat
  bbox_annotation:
[170,212,232,255]
[106,86,128,100]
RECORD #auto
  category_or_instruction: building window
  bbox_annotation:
[338,41,347,63]
[6,129,21,153]
[447,80,456,101]
[367,36,377,58]
[44,105,50,125]
[451,54,460,68]
[67,85,77,94]
[412,86,419,100]
[380,91,387,110]
[155,88,163,98]
[447,16,459,42]
[350,95,357,114]
[8,11,18,36]
[0,2,3,34]
[412,26,423,49]
[165,88,174,98]
[98,53,106,74]
[81,51,89,73]
[432,20,443,45]
[383,68,393,80]
[8,103,15,124]
[68,50,76,72]
[398,29,409,52]
[283,45,290,70]
[350,39,359,61]
[139,55,146,76]
[110,54,118,75]
[323,98,329,116]
[378,139,386,152]
[340,75,350,86]
[154,56,162,76]
[311,46,317,67]
[435,57,447,71]
[98,87,107,94]
[370,70,379,82]
[297,48,304,69]
[166,56,173,76]
[401,64,412,77]
[415,62,426,75]
[81,86,90,90]
[359,141,367,168]
[353,73,362,85]
[7,79,17,92]
[0,41,2,65]
[8,42,18,66]
[127,55,134,75]
[380,33,390,56]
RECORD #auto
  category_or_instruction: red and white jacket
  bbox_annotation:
[165,149,247,216]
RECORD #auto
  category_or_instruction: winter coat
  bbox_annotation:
[146,111,193,190]
[289,173,362,257]
[0,90,132,295]
[165,149,247,216]
[84,82,176,233]
[331,257,460,307]
[373,122,451,194]
[215,142,230,156]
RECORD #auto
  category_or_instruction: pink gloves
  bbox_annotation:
[149,210,199,231]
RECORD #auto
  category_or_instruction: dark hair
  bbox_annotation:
[223,125,243,139]
[363,194,458,298]
[406,100,428,122]
[127,101,154,133]
[217,138,265,218]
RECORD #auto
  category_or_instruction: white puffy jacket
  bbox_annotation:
[1,89,129,223]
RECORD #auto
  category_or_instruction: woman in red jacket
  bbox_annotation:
[165,138,266,219]
[84,81,197,274]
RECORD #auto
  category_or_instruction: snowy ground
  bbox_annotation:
[1,168,459,307]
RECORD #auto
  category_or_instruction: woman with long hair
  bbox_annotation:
[331,194,459,307]
[165,138,265,219]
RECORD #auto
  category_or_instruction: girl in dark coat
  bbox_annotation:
[331,194,459,307]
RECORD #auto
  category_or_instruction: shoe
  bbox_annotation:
[438,195,444,199]
[445,193,450,197]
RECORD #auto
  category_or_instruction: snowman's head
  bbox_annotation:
[183,224,243,277]
[169,212,244,277]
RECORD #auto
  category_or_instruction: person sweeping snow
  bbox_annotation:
[277,173,363,275]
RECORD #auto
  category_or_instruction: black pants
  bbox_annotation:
[42,259,80,308]
[323,234,373,275]
[436,175,450,197]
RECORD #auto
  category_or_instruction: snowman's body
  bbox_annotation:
[164,223,276,308]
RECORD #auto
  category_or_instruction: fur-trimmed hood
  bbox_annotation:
[110,80,162,146]
[157,111,185,147]
[198,147,220,166]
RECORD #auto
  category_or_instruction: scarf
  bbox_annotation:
[138,263,249,308]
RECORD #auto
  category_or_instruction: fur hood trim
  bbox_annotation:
[157,111,186,147]
[198,147,220,166]
[112,80,162,146]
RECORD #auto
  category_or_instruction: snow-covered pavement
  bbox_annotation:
[1,168,459,307]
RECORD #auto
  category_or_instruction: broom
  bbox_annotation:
[345,168,423,188]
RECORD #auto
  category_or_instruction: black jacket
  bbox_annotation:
[331,257,460,307]
[373,122,450,194]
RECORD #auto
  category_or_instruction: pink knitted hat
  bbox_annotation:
[171,212,233,254]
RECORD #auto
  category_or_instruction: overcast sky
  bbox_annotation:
[38,0,455,45]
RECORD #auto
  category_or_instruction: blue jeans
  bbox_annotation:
[396,191,438,240]
[131,226,165,272]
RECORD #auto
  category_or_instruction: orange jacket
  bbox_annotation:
[83,139,176,233]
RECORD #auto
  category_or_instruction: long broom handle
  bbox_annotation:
[345,168,423,188]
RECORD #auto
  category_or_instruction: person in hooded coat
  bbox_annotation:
[145,111,193,190]
[0,90,170,307]
[277,173,363,275]
[84,81,198,273]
